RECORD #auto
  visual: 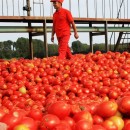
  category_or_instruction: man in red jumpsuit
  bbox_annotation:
[50,0,79,60]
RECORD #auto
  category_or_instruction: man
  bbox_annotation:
[50,0,79,60]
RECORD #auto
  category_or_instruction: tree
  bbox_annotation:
[14,37,30,58]
[33,39,45,58]
[48,44,58,56]
[72,40,82,53]
[0,40,13,59]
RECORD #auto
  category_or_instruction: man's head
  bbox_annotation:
[51,0,64,10]
[50,0,64,4]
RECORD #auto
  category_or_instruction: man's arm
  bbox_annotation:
[71,21,79,39]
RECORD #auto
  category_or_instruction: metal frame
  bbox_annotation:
[0,16,130,58]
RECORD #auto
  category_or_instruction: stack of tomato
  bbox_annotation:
[0,51,130,129]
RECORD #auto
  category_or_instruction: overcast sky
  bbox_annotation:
[0,0,130,45]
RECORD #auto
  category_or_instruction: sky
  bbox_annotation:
[0,0,130,46]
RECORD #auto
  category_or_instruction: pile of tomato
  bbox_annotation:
[0,51,130,130]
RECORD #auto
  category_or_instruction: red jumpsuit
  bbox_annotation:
[53,8,73,59]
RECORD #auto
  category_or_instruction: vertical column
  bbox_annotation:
[43,18,48,57]
[26,0,33,59]
[89,22,93,53]
[69,0,71,12]
[105,21,109,52]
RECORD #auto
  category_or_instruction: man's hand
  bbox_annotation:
[74,33,79,39]
[51,36,54,42]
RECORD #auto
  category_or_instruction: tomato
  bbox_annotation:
[95,100,118,118]
[73,111,93,124]
[28,109,43,121]
[52,121,71,130]
[40,114,60,129]
[70,104,81,115]
[47,101,71,119]
[0,122,8,130]
[123,119,130,130]
[0,107,9,121]
[1,110,24,130]
[63,116,75,129]
[92,124,106,130]
[117,96,130,114]
[16,117,38,130]
[14,124,29,130]
[74,119,92,130]
[108,116,124,130]
[93,115,104,125]
[102,119,118,130]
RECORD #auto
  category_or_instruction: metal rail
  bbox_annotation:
[0,26,130,33]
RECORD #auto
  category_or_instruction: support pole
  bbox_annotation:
[26,0,33,59]
[89,22,93,53]
[105,21,109,52]
[43,18,48,57]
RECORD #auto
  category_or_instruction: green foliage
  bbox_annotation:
[72,40,82,53]
[0,37,129,59]
[93,43,105,52]
[0,40,14,59]
[15,37,30,58]
[33,39,45,58]
[48,44,58,57]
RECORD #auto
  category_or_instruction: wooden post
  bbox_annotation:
[43,18,48,57]
[26,0,33,59]
[89,22,93,53]
[105,21,109,52]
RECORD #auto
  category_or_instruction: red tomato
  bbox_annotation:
[95,100,118,118]
[92,124,106,130]
[93,115,104,125]
[63,116,75,129]
[73,111,93,124]
[47,101,71,119]
[123,119,130,130]
[74,119,92,130]
[40,114,60,129]
[28,109,43,121]
[52,121,71,130]
[70,104,81,115]
[0,108,9,121]
[14,124,29,130]
[16,117,38,130]
[118,96,130,114]
[1,110,24,130]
